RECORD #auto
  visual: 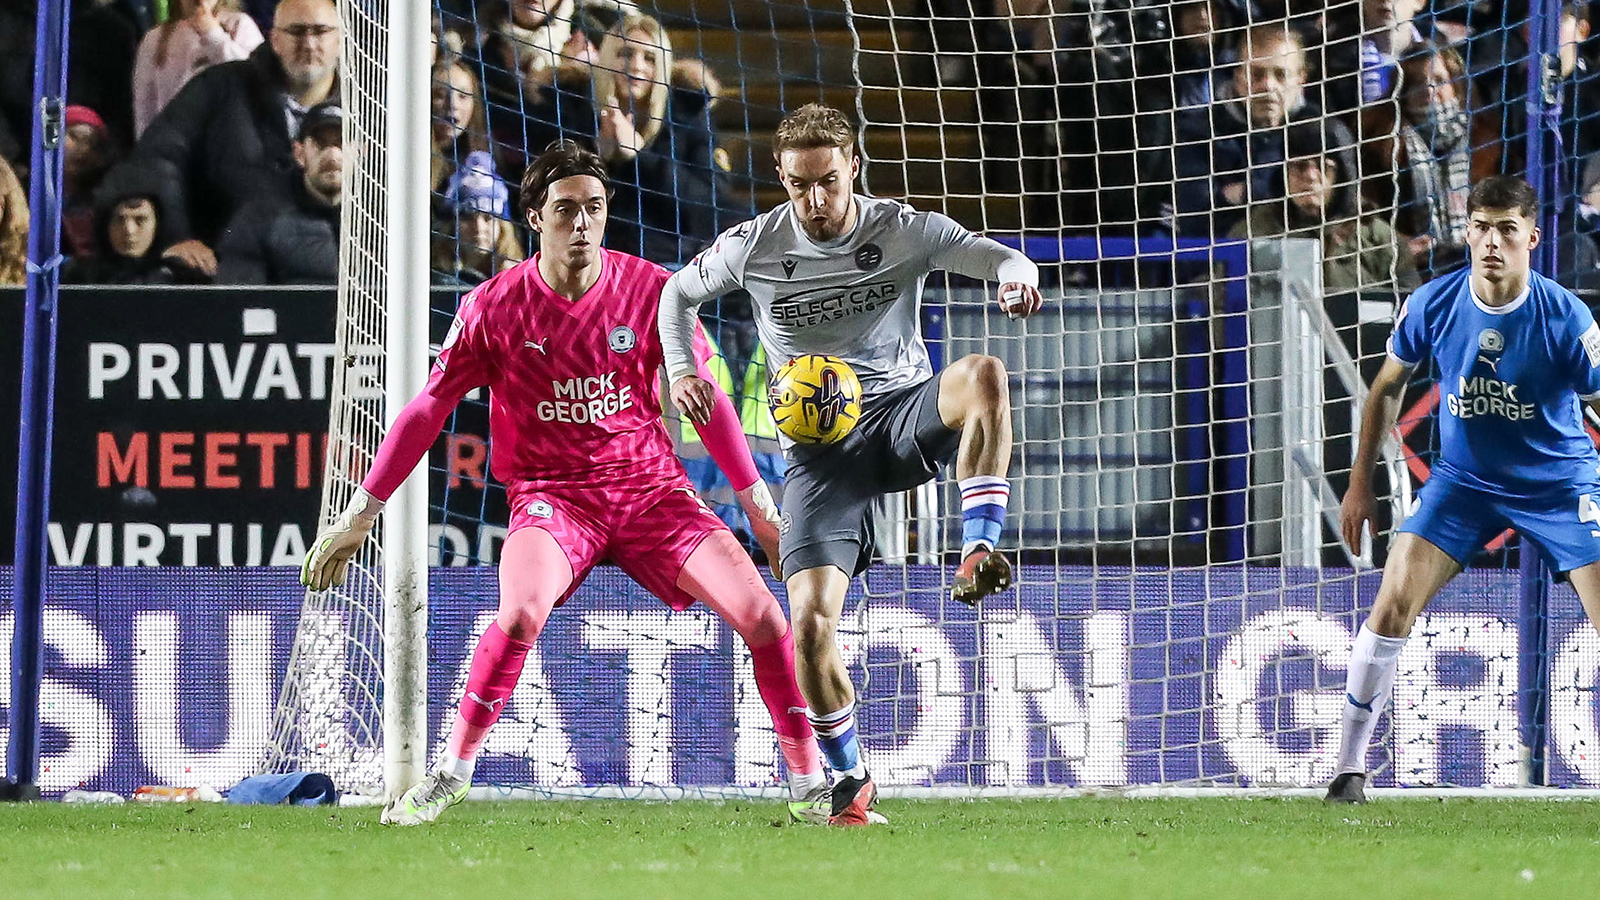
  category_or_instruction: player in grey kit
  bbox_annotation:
[657,103,1043,825]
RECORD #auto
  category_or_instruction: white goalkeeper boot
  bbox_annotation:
[381,771,469,826]
[787,781,832,826]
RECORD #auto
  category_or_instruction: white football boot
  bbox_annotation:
[380,771,469,826]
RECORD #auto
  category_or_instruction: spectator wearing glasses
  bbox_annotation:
[215,103,342,284]
[133,0,266,138]
[117,0,340,279]
[1360,37,1500,279]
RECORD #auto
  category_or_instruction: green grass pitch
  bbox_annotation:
[2,798,1598,899]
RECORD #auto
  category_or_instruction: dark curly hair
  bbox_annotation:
[519,140,612,216]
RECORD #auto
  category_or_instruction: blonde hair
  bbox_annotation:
[593,14,672,153]
[772,102,856,160]
[491,219,526,266]
[155,0,245,67]
[0,156,27,286]
[432,216,526,275]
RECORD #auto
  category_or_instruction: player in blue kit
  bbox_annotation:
[1328,175,1600,803]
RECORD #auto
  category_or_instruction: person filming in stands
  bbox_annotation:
[300,142,828,826]
[657,103,1043,825]
[1330,175,1600,804]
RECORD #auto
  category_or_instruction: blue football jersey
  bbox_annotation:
[1388,268,1600,496]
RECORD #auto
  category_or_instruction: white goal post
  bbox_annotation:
[262,0,431,800]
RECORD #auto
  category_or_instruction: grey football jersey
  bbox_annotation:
[661,196,1036,399]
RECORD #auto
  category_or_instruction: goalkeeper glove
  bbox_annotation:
[301,488,385,591]
[737,480,784,582]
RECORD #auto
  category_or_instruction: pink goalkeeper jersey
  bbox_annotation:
[431,249,705,488]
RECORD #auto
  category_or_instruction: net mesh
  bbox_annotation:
[265,0,1600,793]
[262,0,394,794]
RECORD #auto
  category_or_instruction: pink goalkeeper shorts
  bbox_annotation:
[504,474,728,610]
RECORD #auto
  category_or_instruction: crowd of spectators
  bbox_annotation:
[0,0,741,287]
[1026,0,1600,297]
[6,0,1600,296]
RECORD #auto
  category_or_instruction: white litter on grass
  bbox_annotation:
[1521,869,1535,882]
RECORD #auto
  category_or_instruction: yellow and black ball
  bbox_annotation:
[768,354,863,445]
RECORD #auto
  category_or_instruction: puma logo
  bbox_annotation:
[524,339,547,354]
[466,691,506,713]
[781,258,798,278]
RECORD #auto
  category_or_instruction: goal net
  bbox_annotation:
[265,0,1600,796]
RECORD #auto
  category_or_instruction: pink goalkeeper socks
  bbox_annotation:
[446,621,533,763]
[749,627,822,777]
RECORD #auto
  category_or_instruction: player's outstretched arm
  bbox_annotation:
[1342,357,1412,552]
[920,212,1044,318]
[301,388,460,590]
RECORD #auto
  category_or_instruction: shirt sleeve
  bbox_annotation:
[360,291,491,501]
[430,290,495,399]
[660,221,753,381]
[1568,304,1600,400]
[918,211,1039,286]
[1386,291,1428,368]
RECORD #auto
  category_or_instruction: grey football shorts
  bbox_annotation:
[779,376,960,578]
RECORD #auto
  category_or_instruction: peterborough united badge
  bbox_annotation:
[608,325,637,353]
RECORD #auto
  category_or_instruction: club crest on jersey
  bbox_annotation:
[608,325,636,353]
[1477,328,1505,372]
[528,500,554,518]
[855,243,883,271]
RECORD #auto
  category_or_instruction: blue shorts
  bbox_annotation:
[1399,477,1600,573]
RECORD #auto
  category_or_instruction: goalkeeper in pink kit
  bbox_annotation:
[300,143,826,825]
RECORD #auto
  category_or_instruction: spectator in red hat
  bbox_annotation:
[134,0,265,138]
[63,105,118,259]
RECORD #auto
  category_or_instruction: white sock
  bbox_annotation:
[788,768,829,801]
[436,752,474,784]
[1336,625,1408,776]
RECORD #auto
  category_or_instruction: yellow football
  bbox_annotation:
[768,354,863,445]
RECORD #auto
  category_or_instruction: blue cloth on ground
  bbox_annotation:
[226,772,339,806]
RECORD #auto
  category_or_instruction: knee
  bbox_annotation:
[791,607,835,657]
[734,591,790,649]
[1367,591,1417,638]
[965,355,1009,411]
[497,595,554,642]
